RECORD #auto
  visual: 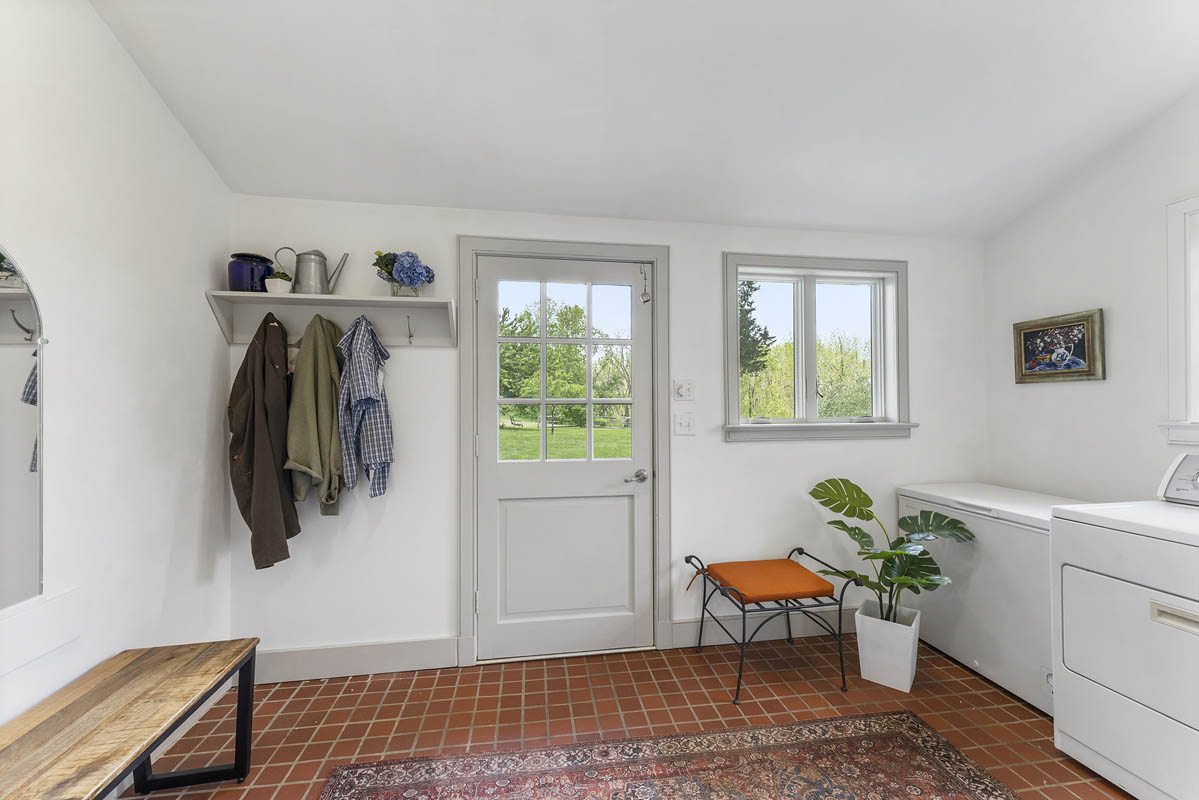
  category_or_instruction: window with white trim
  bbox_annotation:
[1164,196,1199,444]
[723,253,913,441]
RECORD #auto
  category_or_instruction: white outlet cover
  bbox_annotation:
[673,411,695,435]
[672,378,696,401]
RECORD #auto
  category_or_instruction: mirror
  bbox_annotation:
[0,246,41,610]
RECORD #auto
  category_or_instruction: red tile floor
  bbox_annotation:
[135,635,1129,800]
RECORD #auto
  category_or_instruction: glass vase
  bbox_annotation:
[391,283,421,297]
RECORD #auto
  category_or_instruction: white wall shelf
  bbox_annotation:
[205,290,457,348]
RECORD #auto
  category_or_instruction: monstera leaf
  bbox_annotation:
[898,510,975,543]
[881,544,945,595]
[818,568,886,595]
[810,478,875,521]
[826,519,875,550]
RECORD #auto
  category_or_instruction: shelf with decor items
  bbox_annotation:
[205,291,457,347]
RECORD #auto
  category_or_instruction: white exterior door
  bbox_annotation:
[475,255,654,660]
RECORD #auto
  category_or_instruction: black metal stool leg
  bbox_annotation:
[785,604,794,643]
[733,604,747,704]
[836,581,854,691]
[696,584,709,653]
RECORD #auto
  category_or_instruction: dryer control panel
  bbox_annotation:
[1158,453,1199,506]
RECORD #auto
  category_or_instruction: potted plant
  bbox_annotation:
[373,250,435,296]
[264,270,293,294]
[809,478,974,691]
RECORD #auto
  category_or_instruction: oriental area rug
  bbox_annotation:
[319,711,1017,799]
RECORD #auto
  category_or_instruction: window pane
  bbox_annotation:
[499,405,541,460]
[593,404,632,459]
[546,344,586,399]
[546,282,587,338]
[592,284,631,339]
[592,345,631,399]
[546,405,586,460]
[499,343,540,399]
[498,281,540,337]
[816,282,873,418]
[738,280,795,419]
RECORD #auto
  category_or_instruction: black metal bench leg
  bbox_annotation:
[836,582,852,691]
[132,652,256,794]
[732,605,747,705]
[234,652,255,781]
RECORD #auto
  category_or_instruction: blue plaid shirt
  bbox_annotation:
[337,316,392,497]
[20,353,37,473]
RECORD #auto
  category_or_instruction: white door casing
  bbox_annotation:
[474,255,654,660]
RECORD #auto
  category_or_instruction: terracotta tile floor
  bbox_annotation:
[134,635,1129,800]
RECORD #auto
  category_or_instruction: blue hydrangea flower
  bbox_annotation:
[392,250,429,286]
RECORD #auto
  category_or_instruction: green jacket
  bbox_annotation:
[285,315,345,515]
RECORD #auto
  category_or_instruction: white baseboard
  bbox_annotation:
[255,636,459,683]
[671,604,858,649]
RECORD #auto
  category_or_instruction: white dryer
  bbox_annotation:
[1051,475,1199,800]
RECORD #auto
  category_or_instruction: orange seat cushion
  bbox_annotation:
[705,559,835,604]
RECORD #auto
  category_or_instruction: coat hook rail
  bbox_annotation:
[11,310,34,342]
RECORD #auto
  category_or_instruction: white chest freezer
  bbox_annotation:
[896,482,1081,713]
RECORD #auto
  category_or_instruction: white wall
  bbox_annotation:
[983,86,1199,502]
[0,0,231,722]
[230,195,986,658]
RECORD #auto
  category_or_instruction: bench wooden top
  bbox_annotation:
[0,638,258,800]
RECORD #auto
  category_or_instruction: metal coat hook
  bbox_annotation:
[11,310,34,342]
[406,315,414,345]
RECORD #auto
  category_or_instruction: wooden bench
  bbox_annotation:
[0,638,258,799]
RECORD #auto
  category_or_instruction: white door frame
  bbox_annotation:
[457,236,672,666]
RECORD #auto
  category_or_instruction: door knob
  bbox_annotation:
[624,469,649,483]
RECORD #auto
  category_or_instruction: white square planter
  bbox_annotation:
[855,600,921,692]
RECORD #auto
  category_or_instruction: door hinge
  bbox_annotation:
[474,277,479,303]
[473,434,479,458]
[473,591,478,614]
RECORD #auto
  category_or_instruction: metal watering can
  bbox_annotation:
[274,248,349,295]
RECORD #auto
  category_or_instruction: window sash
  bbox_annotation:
[734,271,884,423]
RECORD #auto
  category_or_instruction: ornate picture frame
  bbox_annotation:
[1013,309,1105,384]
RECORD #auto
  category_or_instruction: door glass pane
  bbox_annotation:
[546,405,586,460]
[592,284,631,339]
[546,344,586,399]
[499,343,540,399]
[593,404,632,459]
[738,280,795,419]
[546,283,587,338]
[592,345,631,399]
[498,281,540,337]
[815,282,873,418]
[499,405,541,460]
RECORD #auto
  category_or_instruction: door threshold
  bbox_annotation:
[476,645,656,665]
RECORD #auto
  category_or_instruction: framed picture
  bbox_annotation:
[1013,309,1105,384]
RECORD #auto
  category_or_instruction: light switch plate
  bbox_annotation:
[673,411,695,436]
[672,378,696,401]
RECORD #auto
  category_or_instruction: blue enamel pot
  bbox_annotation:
[228,253,275,292]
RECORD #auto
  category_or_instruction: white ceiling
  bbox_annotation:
[94,0,1199,236]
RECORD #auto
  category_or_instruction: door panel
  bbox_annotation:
[476,256,653,660]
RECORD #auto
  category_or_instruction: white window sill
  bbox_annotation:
[1159,421,1199,445]
[724,421,919,442]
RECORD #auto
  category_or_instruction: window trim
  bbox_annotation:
[1164,195,1199,444]
[722,252,914,442]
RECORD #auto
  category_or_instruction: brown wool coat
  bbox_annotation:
[229,313,300,568]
